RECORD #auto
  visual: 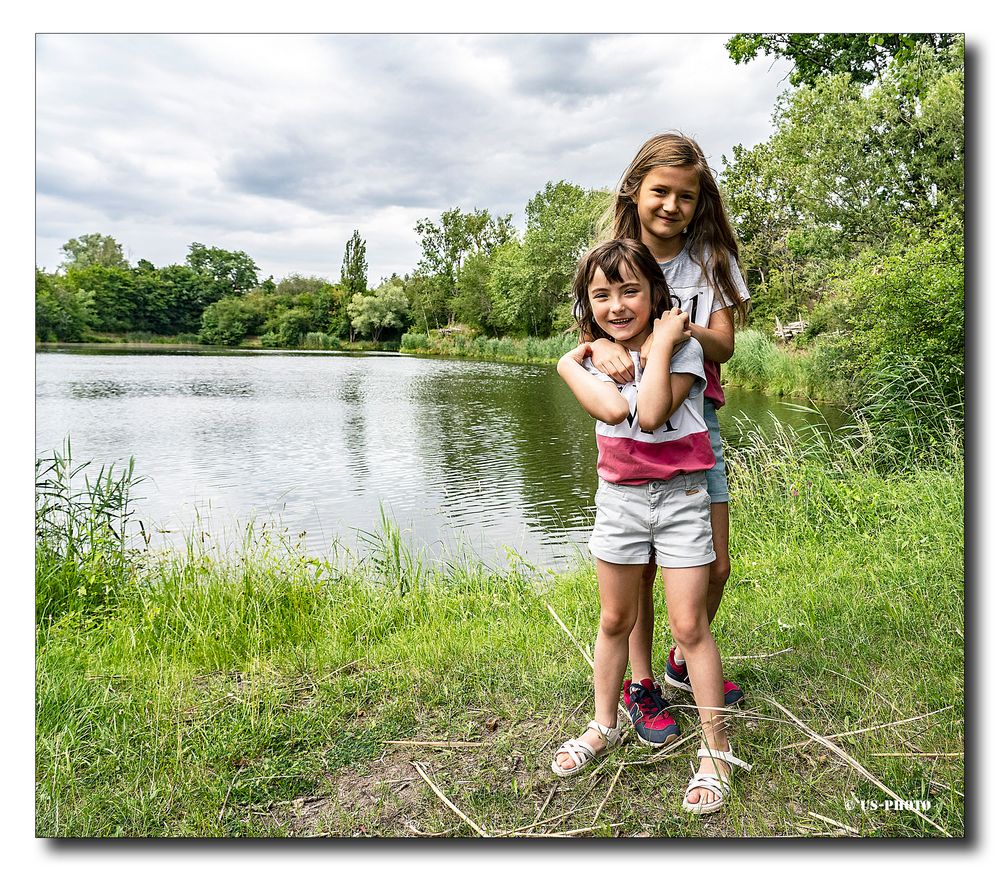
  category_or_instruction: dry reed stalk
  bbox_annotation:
[532,783,559,825]
[544,602,630,725]
[763,696,950,837]
[544,602,593,667]
[410,761,489,837]
[780,706,954,750]
[591,763,624,826]
[872,752,962,758]
[725,647,794,661]
[494,804,598,837]
[808,811,859,835]
[519,823,619,837]
[384,740,484,748]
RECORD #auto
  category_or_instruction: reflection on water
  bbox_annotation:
[35,349,849,569]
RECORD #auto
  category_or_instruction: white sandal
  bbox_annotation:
[550,719,622,778]
[681,745,751,814]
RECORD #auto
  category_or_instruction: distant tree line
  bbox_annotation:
[36,180,607,348]
[37,33,962,412]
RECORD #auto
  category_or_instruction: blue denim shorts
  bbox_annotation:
[704,400,729,503]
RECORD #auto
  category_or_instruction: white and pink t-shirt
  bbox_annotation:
[660,242,750,408]
[584,339,715,485]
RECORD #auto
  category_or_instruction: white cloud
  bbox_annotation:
[35,33,793,283]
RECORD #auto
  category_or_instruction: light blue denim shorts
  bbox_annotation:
[588,472,716,569]
[703,400,729,503]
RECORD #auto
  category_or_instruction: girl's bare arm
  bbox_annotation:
[688,306,735,363]
[557,344,630,425]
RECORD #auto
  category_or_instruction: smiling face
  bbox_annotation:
[587,264,653,351]
[634,164,701,260]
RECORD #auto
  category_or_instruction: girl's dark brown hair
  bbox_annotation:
[596,132,749,326]
[572,238,678,342]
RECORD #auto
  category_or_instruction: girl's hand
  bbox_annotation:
[589,337,634,384]
[563,342,592,367]
[652,308,691,347]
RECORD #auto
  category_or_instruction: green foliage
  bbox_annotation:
[35,269,94,341]
[725,32,957,87]
[721,40,964,407]
[485,182,606,336]
[838,219,964,406]
[347,279,410,341]
[340,230,368,297]
[400,329,577,363]
[60,233,128,270]
[272,307,314,348]
[301,332,341,350]
[64,264,138,333]
[186,243,260,295]
[449,252,493,330]
[199,295,259,346]
[35,442,145,628]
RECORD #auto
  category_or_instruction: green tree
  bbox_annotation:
[199,295,259,346]
[449,253,494,331]
[414,208,514,324]
[340,230,369,298]
[153,264,221,333]
[63,265,137,333]
[347,280,410,342]
[484,182,605,336]
[35,269,94,341]
[487,239,532,334]
[60,233,128,270]
[520,181,606,335]
[726,32,957,87]
[721,41,964,326]
[186,243,260,295]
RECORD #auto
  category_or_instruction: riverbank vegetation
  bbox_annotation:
[36,36,962,421]
[35,372,964,837]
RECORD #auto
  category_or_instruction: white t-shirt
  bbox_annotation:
[660,241,750,406]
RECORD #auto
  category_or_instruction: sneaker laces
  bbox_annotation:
[629,683,663,718]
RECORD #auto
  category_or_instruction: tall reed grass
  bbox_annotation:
[35,440,146,628]
[401,331,578,363]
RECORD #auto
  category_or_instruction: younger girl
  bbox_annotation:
[589,134,751,737]
[553,238,749,814]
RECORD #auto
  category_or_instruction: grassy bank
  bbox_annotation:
[36,335,400,353]
[35,422,963,838]
[400,331,578,364]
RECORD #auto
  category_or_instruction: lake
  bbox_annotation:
[35,348,850,569]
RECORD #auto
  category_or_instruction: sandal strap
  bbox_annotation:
[684,772,729,801]
[586,719,621,747]
[553,738,597,770]
[697,746,751,770]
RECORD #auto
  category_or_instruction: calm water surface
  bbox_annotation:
[35,349,848,568]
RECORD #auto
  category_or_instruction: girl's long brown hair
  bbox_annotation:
[597,132,749,325]
[572,239,677,343]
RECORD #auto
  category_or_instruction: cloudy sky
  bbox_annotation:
[36,33,793,285]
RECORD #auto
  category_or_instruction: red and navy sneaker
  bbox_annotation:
[622,678,681,747]
[663,646,745,706]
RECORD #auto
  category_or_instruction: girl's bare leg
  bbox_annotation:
[662,564,729,805]
[554,559,646,771]
[626,559,657,683]
[675,502,730,665]
[706,502,731,624]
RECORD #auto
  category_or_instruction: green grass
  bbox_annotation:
[723,329,843,401]
[35,421,964,838]
[400,331,578,364]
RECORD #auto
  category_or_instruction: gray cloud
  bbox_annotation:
[36,33,792,282]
